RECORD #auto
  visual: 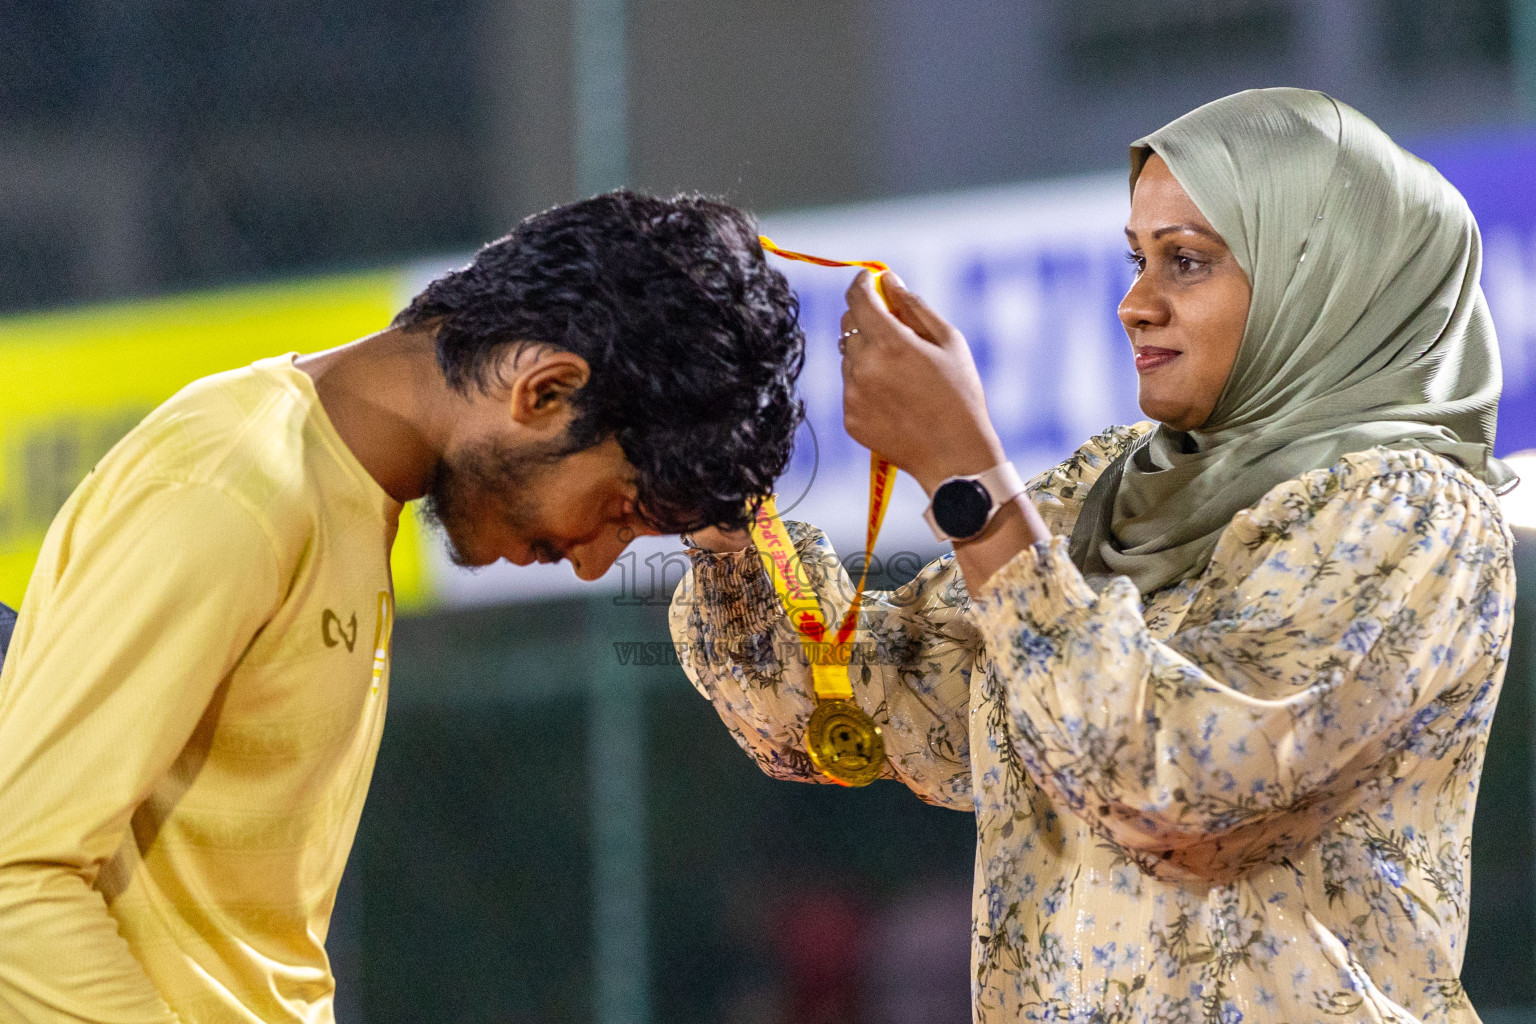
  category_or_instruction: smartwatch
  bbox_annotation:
[923,462,1026,543]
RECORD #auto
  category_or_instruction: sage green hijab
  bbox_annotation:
[1069,87,1515,596]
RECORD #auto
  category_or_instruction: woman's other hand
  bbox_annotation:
[686,525,753,553]
[840,271,1006,495]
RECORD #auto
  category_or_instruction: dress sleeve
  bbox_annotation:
[0,481,282,1024]
[969,452,1515,880]
[668,522,978,809]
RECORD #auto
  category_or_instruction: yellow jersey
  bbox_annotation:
[0,354,398,1023]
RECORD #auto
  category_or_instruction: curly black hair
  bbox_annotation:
[393,190,805,534]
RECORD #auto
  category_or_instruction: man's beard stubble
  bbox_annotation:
[418,436,562,569]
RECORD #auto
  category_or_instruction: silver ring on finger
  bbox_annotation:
[838,327,860,355]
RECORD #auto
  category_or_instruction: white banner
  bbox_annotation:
[418,171,1145,607]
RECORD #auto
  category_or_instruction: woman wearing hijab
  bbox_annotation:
[673,88,1515,1022]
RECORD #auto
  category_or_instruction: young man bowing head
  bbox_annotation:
[0,191,804,1024]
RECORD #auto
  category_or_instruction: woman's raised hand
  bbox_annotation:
[840,270,1006,494]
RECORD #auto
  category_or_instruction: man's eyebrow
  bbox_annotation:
[1124,223,1224,243]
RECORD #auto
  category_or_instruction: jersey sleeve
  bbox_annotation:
[0,481,283,1023]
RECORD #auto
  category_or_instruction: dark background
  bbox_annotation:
[3,1,1536,1021]
[0,0,1528,315]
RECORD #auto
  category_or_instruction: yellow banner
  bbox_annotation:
[0,271,435,612]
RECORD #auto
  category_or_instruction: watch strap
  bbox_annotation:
[923,461,1027,543]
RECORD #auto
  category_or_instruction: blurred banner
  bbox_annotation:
[1415,130,1536,452]
[3,127,1534,611]
[0,273,435,609]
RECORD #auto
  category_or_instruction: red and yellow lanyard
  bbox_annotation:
[750,236,898,706]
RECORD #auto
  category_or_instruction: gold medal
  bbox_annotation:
[805,699,885,787]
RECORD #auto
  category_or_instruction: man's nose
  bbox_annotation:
[572,531,633,581]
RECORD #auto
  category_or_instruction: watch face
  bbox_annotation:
[932,478,991,539]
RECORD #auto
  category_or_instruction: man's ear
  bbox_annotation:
[507,350,590,431]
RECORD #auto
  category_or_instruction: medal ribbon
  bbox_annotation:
[758,235,890,276]
[748,236,898,703]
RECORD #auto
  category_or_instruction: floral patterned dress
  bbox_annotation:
[669,425,1516,1024]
